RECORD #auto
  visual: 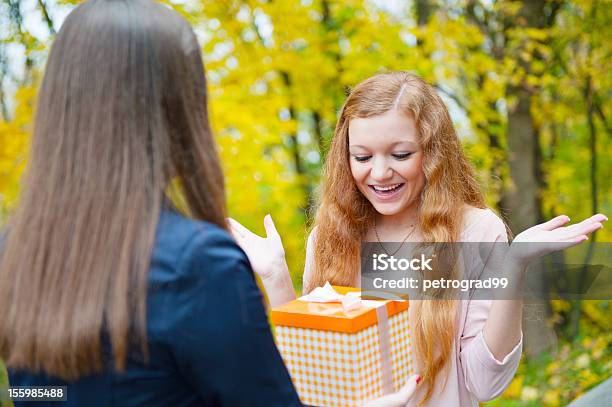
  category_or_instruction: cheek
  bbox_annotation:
[398,156,425,185]
[350,161,368,183]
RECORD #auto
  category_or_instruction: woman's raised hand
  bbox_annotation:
[227,215,288,279]
[509,213,607,268]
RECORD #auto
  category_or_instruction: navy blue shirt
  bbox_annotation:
[8,210,302,406]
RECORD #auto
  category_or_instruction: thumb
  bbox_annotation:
[263,214,280,239]
[396,375,421,403]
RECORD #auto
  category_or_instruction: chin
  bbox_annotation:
[370,203,403,216]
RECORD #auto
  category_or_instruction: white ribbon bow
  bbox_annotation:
[299,282,387,311]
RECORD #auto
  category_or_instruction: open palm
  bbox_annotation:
[509,213,607,267]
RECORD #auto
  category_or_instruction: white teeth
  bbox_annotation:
[372,184,401,192]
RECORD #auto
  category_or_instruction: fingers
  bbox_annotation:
[564,214,607,238]
[570,214,606,229]
[395,374,421,403]
[537,214,607,242]
[227,216,280,240]
[591,213,609,223]
[263,214,280,239]
[538,215,571,231]
[226,217,252,239]
[226,221,245,245]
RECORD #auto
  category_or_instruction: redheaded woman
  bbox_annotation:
[230,72,607,406]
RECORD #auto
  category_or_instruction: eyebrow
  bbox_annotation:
[349,141,419,149]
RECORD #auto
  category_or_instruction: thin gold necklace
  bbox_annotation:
[373,220,417,256]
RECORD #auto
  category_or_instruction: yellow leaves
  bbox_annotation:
[546,360,560,375]
[11,85,37,130]
[0,131,27,215]
[504,375,523,398]
[575,353,591,369]
[0,360,12,407]
[469,108,489,128]
[550,299,571,313]
[520,385,539,402]
[525,28,550,42]
[591,337,609,360]
[481,75,505,101]
[0,84,36,218]
[543,389,561,406]
[520,50,532,63]
[578,368,600,388]
[437,17,484,49]
[526,73,541,88]
[468,53,496,77]
[585,304,612,330]
[494,1,523,18]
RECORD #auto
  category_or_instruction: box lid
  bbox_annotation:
[270,286,409,333]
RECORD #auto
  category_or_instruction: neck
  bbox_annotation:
[375,204,420,233]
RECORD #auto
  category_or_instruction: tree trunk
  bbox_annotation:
[280,71,310,207]
[415,0,435,26]
[0,49,9,121]
[505,87,542,232]
[568,73,599,340]
[504,0,555,358]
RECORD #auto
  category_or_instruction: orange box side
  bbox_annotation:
[270,286,409,333]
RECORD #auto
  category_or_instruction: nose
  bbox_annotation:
[370,156,393,181]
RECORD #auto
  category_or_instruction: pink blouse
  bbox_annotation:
[303,206,523,406]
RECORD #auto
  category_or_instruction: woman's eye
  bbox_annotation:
[392,152,413,160]
[353,155,372,163]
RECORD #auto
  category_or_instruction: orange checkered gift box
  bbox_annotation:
[271,283,414,407]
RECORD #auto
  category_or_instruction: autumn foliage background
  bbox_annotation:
[0,0,610,406]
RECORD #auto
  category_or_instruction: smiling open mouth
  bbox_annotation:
[369,183,405,195]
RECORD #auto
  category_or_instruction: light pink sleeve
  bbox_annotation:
[302,227,317,294]
[460,301,523,401]
[459,209,523,401]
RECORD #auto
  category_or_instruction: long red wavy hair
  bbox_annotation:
[306,72,486,404]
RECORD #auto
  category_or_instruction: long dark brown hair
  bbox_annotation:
[0,0,226,380]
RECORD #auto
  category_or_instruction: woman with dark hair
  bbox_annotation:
[0,0,302,405]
